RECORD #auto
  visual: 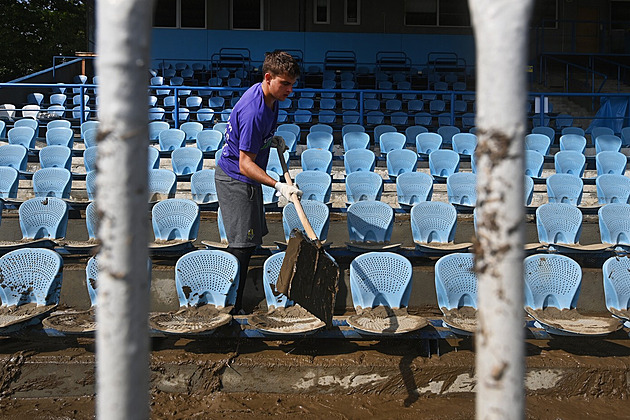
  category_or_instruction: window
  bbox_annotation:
[532,0,558,29]
[404,0,470,27]
[232,0,263,30]
[314,0,330,24]
[439,0,469,27]
[345,0,360,25]
[153,0,206,29]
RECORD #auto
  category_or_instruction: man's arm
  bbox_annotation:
[239,150,279,187]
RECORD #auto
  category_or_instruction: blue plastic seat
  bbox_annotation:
[343,132,370,151]
[451,133,477,156]
[262,170,280,205]
[266,148,291,176]
[532,126,555,143]
[524,254,581,310]
[46,120,71,131]
[525,133,551,156]
[310,123,333,134]
[190,169,217,204]
[152,198,200,241]
[595,134,622,154]
[344,148,376,175]
[0,144,28,172]
[80,121,99,141]
[82,128,99,149]
[0,120,5,139]
[39,145,72,171]
[386,148,418,179]
[416,132,443,155]
[341,124,365,138]
[294,109,312,123]
[148,169,177,200]
[46,127,74,148]
[347,201,394,243]
[19,197,68,240]
[262,252,290,309]
[546,173,583,205]
[405,125,428,146]
[275,131,297,154]
[212,122,228,135]
[301,148,333,174]
[349,252,413,309]
[602,255,630,316]
[174,250,240,307]
[599,203,630,245]
[379,132,406,155]
[562,127,585,137]
[197,108,215,123]
[554,150,586,177]
[148,146,160,170]
[86,202,99,239]
[196,129,223,152]
[437,126,460,145]
[559,134,586,154]
[14,118,39,138]
[596,174,630,204]
[171,147,203,175]
[149,121,169,142]
[410,201,457,244]
[295,170,332,202]
[277,123,301,140]
[435,253,477,310]
[429,149,460,178]
[345,171,383,203]
[525,175,535,206]
[396,172,433,207]
[85,170,97,200]
[180,121,203,141]
[0,248,63,307]
[159,128,186,151]
[596,151,626,176]
[525,150,545,178]
[33,167,72,199]
[8,127,36,149]
[306,131,334,152]
[622,127,630,146]
[414,112,432,126]
[282,200,330,242]
[447,172,477,206]
[0,167,19,199]
[590,126,614,145]
[536,203,582,245]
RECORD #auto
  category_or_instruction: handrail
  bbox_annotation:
[591,56,630,93]
[539,54,608,97]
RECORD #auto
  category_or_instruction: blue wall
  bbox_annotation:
[151,29,476,68]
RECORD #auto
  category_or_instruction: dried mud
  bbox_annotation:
[248,305,325,333]
[0,303,56,328]
[441,306,477,333]
[149,305,233,334]
[526,307,623,335]
[347,306,428,334]
[42,309,96,333]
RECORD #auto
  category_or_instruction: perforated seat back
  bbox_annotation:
[301,149,333,174]
[554,150,585,177]
[598,203,630,245]
[595,134,622,154]
[46,127,74,148]
[447,172,477,206]
[149,121,170,141]
[344,148,375,175]
[386,148,418,178]
[262,252,289,309]
[196,130,223,152]
[350,252,413,309]
[347,201,394,242]
[525,133,551,155]
[8,126,36,149]
[343,132,370,151]
[85,170,97,200]
[559,134,586,153]
[262,170,280,205]
[306,132,334,152]
[0,166,19,199]
[396,172,433,207]
[596,151,626,176]
[452,133,477,155]
[524,175,534,206]
[158,128,186,151]
[83,128,99,148]
[266,148,291,176]
[282,200,330,242]
[190,169,217,204]
[171,147,203,175]
[416,132,442,155]
[295,170,332,202]
[180,122,203,141]
[429,149,460,177]
[602,255,630,311]
[405,125,428,146]
[434,253,477,310]
[437,126,460,145]
[0,144,27,172]
[546,173,583,205]
[410,201,457,243]
[86,202,99,240]
[275,131,297,154]
[525,150,544,177]
[83,147,98,173]
[148,169,177,199]
[536,203,582,244]
[345,171,383,203]
[39,145,72,171]
[152,198,200,241]
[524,254,581,309]
[33,167,72,198]
[175,250,240,307]
[0,248,62,307]
[379,132,406,155]
[19,197,68,240]
[596,174,630,204]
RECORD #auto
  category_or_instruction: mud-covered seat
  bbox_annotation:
[282,199,330,243]
[435,252,477,334]
[32,167,72,199]
[411,201,472,254]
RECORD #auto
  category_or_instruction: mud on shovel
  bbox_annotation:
[275,149,339,327]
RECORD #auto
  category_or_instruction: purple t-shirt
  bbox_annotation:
[217,83,278,185]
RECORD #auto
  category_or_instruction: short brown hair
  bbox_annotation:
[262,51,300,79]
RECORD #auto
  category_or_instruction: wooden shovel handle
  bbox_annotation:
[277,149,319,242]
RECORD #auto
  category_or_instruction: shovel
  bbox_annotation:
[275,149,339,327]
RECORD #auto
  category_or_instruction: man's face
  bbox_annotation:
[265,73,296,101]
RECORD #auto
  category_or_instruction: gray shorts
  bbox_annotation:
[215,166,268,248]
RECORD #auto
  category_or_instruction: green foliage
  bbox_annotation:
[0,0,87,82]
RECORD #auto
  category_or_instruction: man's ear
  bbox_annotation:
[263,72,273,83]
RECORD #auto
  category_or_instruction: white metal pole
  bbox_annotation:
[468,0,533,419]
[95,1,152,419]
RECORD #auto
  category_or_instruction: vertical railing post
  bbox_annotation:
[468,0,533,419]
[95,1,151,419]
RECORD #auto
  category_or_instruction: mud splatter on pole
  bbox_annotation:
[468,0,533,418]
[95,0,151,418]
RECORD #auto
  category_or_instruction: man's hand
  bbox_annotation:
[270,135,288,153]
[275,182,303,200]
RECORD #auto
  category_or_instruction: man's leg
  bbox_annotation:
[226,246,255,313]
